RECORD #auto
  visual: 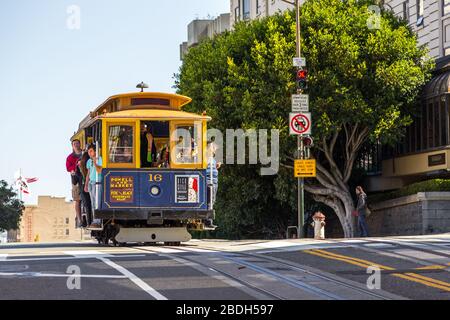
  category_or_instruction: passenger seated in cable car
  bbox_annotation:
[156,144,170,168]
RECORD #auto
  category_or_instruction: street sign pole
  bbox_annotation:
[295,0,304,239]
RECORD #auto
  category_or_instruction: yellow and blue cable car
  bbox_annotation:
[71,88,215,245]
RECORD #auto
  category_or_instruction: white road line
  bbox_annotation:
[140,247,184,254]
[63,250,113,257]
[98,257,167,300]
[363,243,394,248]
[253,241,311,249]
[341,240,368,244]
[0,272,128,279]
[1,255,146,263]
[0,254,8,261]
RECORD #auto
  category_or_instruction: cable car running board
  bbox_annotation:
[114,227,192,244]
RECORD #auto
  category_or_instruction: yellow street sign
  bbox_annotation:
[294,159,316,178]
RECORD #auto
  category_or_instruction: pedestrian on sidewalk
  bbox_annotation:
[355,186,370,237]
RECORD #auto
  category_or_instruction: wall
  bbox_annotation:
[368,192,450,236]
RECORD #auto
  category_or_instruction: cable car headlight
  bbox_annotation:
[150,186,161,196]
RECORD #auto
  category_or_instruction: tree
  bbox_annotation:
[0,180,24,232]
[176,0,433,238]
[298,0,433,237]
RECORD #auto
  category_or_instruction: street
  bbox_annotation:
[0,234,449,300]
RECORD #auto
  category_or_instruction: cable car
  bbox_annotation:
[70,86,215,245]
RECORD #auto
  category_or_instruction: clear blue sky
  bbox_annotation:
[0,0,230,204]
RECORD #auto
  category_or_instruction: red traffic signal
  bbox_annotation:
[303,136,314,147]
[297,69,308,80]
[296,69,308,90]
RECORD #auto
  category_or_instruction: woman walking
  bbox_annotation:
[356,186,370,237]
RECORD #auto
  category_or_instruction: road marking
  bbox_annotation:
[98,257,167,300]
[341,240,368,244]
[415,265,448,270]
[0,254,8,261]
[63,250,113,257]
[306,249,450,292]
[404,273,450,288]
[141,247,184,254]
[253,241,308,249]
[363,243,394,248]
[0,272,128,279]
[1,254,146,263]
[311,249,394,270]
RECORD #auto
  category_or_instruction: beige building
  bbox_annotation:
[12,196,84,243]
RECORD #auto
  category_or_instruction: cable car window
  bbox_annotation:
[173,124,202,164]
[108,125,134,163]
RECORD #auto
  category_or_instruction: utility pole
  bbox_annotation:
[283,0,306,239]
[295,0,304,239]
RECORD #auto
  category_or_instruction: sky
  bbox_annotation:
[0,0,230,205]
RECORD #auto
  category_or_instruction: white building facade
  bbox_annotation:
[230,0,299,27]
[386,0,450,59]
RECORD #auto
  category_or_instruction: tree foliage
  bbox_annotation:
[176,0,433,238]
[0,180,24,232]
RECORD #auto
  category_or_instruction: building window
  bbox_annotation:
[66,218,69,225]
[66,229,70,236]
[256,0,261,15]
[440,98,448,145]
[403,1,410,21]
[417,0,424,26]
[444,0,450,16]
[242,0,250,20]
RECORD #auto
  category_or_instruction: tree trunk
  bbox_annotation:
[311,193,354,238]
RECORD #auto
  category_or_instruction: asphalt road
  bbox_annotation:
[0,234,449,300]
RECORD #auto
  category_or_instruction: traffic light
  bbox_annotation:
[296,69,308,90]
[303,136,314,147]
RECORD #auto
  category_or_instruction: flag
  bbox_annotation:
[16,178,29,194]
[14,170,38,195]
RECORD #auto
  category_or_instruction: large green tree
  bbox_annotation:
[0,180,24,232]
[177,0,433,238]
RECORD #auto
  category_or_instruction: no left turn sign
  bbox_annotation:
[290,113,312,135]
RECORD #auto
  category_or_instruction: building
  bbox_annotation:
[230,0,296,26]
[9,196,85,243]
[361,0,450,191]
[180,13,231,60]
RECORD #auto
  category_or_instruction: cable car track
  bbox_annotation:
[132,246,284,300]
[132,245,395,300]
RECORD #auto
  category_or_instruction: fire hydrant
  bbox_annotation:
[312,212,326,240]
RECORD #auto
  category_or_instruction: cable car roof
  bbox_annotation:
[93,92,192,114]
[98,109,211,121]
